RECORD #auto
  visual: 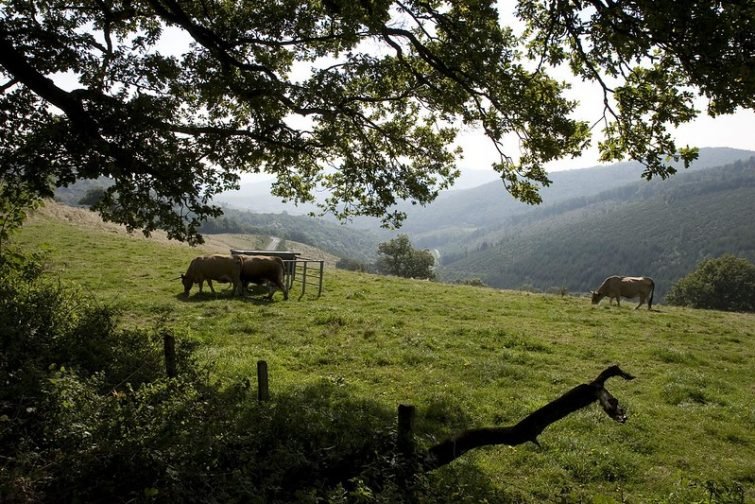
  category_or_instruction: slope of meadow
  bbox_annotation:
[12,205,755,503]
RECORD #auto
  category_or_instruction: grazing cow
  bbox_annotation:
[180,254,243,297]
[239,255,289,301]
[591,276,655,310]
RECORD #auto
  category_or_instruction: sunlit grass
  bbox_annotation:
[13,212,755,502]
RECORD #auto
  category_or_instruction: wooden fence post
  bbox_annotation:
[397,404,416,457]
[257,360,270,401]
[163,332,177,378]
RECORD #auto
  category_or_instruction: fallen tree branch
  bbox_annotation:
[422,365,635,470]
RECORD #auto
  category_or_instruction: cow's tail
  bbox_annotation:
[648,277,655,310]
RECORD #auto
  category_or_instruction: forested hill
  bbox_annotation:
[402,147,755,242]
[437,156,755,301]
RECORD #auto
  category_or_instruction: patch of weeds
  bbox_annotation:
[148,303,175,316]
[498,348,539,366]
[652,347,699,365]
[657,479,746,504]
[421,398,470,432]
[662,372,710,405]
[230,321,258,334]
[448,326,470,338]
[719,352,746,364]
[500,335,550,353]
[560,448,638,484]
[581,348,597,360]
[325,375,347,387]
[401,349,434,366]
[704,422,751,446]
[313,312,347,327]
[372,354,392,366]
[491,362,527,382]
[662,371,733,407]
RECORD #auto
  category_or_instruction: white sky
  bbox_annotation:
[455,95,755,175]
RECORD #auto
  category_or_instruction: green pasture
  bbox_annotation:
[14,213,755,502]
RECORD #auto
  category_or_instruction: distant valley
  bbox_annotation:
[57,147,755,300]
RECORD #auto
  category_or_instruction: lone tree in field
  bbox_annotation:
[376,234,435,279]
[667,255,755,312]
[1,1,753,243]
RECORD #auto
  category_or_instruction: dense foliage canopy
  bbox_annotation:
[666,255,755,312]
[1,0,753,242]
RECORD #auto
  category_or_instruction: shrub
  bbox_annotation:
[666,255,755,312]
[376,235,435,280]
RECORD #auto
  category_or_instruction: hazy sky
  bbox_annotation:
[456,0,755,174]
[455,97,755,175]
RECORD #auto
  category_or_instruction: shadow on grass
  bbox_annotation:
[174,289,285,305]
[176,380,514,503]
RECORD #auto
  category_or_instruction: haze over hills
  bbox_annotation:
[379,147,755,239]
[205,148,755,298]
[437,155,755,300]
[55,147,755,298]
[217,147,754,233]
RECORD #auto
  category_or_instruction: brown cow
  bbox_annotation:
[591,276,655,310]
[239,255,289,301]
[180,254,243,297]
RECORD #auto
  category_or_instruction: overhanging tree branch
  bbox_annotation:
[1,1,752,242]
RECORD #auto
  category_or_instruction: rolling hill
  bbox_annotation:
[437,157,755,299]
[53,147,755,295]
[8,203,755,503]
[400,147,755,242]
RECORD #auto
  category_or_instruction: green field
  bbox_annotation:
[13,210,755,503]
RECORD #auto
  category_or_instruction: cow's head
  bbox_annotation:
[591,291,603,305]
[180,274,193,296]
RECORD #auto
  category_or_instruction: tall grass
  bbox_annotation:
[13,212,755,502]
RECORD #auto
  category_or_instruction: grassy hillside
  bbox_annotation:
[11,208,755,502]
[440,158,755,300]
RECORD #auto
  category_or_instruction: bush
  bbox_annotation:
[0,255,202,502]
[666,255,755,312]
[375,235,435,280]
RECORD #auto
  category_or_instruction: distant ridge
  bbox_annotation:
[54,147,755,286]
[436,154,755,300]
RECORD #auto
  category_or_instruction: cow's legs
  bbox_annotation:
[635,295,645,310]
[198,280,204,293]
[207,280,215,293]
[274,278,288,300]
